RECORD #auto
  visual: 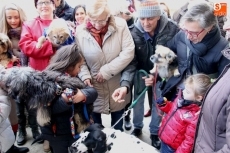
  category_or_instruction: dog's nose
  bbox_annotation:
[150,55,155,62]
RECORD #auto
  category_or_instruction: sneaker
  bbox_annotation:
[131,128,142,137]
[124,120,132,131]
[144,109,151,117]
[17,129,27,146]
[43,140,50,152]
[150,135,161,150]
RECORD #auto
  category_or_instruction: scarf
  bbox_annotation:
[86,21,109,48]
[185,25,221,72]
[54,0,66,17]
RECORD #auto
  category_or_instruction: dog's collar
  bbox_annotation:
[55,83,63,95]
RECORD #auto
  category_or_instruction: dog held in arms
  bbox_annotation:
[0,33,19,68]
[150,45,179,80]
[0,66,93,138]
[36,18,74,49]
[68,123,157,153]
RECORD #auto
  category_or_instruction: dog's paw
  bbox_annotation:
[36,36,46,49]
[173,68,180,77]
[36,43,42,49]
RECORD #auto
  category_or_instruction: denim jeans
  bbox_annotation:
[92,109,124,131]
[160,141,175,153]
[132,70,162,135]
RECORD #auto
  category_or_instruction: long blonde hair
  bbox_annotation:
[184,73,212,97]
[0,3,27,34]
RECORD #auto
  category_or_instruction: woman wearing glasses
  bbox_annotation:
[160,2,230,101]
[19,0,56,71]
[76,0,134,131]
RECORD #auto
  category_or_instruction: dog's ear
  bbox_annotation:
[166,51,177,63]
[92,130,107,153]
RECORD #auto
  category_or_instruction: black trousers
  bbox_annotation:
[16,101,38,130]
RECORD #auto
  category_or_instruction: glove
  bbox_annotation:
[156,97,167,106]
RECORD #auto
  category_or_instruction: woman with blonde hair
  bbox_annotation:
[76,0,135,131]
[0,3,29,153]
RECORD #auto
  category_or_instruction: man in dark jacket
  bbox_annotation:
[129,0,178,150]
[53,0,73,21]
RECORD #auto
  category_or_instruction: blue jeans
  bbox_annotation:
[132,70,162,135]
[160,141,175,153]
[92,109,124,131]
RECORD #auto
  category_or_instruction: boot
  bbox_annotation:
[17,127,27,146]
[124,110,132,130]
[6,145,29,153]
[150,134,161,150]
[32,126,44,144]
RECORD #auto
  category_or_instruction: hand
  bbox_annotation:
[156,97,167,106]
[142,74,154,86]
[112,87,127,103]
[11,55,19,63]
[62,88,86,104]
[84,79,93,87]
[96,72,105,83]
[72,89,86,103]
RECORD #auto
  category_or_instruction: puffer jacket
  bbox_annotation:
[0,88,15,152]
[193,48,230,153]
[76,17,135,114]
[159,97,200,153]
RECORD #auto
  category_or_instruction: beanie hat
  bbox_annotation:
[137,0,162,18]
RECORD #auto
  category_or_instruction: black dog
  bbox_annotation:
[0,66,92,131]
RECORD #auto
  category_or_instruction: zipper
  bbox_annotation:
[159,107,179,137]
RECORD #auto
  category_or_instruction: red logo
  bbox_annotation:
[214,3,227,16]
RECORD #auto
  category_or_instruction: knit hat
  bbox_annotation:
[137,0,162,18]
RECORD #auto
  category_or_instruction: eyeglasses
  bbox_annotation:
[37,1,52,6]
[181,28,205,38]
[89,18,108,25]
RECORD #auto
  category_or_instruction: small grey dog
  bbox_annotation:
[150,45,180,80]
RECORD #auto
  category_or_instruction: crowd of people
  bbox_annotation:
[0,0,230,153]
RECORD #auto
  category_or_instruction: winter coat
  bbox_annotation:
[158,97,200,153]
[40,86,98,141]
[0,88,15,152]
[193,48,230,153]
[130,14,179,72]
[19,17,55,71]
[76,17,135,114]
[163,26,230,100]
[54,0,73,21]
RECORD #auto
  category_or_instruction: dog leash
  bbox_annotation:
[111,69,149,129]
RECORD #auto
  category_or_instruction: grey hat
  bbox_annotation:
[137,0,162,18]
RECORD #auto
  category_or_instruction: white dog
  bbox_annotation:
[68,124,157,153]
